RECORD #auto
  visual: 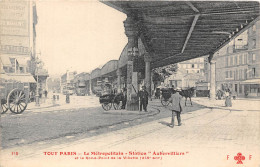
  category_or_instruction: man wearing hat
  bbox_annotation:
[168,87,182,127]
[138,86,149,112]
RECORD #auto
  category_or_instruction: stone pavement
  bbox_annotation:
[193,97,260,111]
[1,98,259,167]
[25,94,101,112]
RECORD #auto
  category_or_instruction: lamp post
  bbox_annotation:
[35,55,42,106]
[35,63,40,106]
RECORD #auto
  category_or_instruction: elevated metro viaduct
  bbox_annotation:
[99,1,260,111]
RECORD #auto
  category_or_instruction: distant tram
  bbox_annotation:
[75,80,87,96]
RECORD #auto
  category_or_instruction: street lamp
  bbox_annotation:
[35,56,42,106]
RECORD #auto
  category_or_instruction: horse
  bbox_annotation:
[179,87,196,106]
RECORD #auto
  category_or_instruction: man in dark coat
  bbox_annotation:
[138,86,149,112]
[168,88,182,127]
[121,88,127,109]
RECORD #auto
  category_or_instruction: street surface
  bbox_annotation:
[1,95,205,149]
[1,95,259,167]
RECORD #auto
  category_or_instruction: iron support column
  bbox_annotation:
[210,59,216,100]
[124,16,139,111]
[144,53,152,99]
[117,68,122,93]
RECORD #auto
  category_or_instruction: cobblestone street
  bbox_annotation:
[1,96,259,167]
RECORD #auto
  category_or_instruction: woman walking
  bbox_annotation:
[225,89,232,107]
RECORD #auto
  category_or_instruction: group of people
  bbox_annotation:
[120,86,182,128]
[119,86,149,112]
[29,89,48,102]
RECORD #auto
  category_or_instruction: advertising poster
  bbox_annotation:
[0,0,260,167]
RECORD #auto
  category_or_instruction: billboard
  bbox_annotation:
[0,0,30,55]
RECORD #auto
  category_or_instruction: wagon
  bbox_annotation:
[99,93,124,111]
[160,88,174,106]
[0,74,35,114]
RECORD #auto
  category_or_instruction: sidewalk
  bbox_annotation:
[192,97,260,111]
[1,98,259,167]
[26,94,101,112]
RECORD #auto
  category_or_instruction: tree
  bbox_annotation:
[152,64,178,89]
[153,64,178,81]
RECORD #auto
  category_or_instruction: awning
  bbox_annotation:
[0,55,12,66]
[16,57,30,66]
[0,73,36,83]
[241,79,260,84]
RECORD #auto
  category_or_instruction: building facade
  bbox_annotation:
[215,20,260,97]
[0,1,41,97]
[165,56,207,88]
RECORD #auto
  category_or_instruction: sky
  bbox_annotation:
[36,0,127,76]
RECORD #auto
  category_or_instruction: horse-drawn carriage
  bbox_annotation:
[159,87,196,106]
[99,93,124,111]
[0,75,33,114]
[160,88,174,106]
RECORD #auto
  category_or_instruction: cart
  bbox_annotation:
[99,93,124,111]
[0,78,30,114]
[160,88,174,106]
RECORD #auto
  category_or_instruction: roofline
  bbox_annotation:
[100,0,128,14]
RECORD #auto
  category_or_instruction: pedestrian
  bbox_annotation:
[44,90,48,98]
[138,86,149,112]
[225,89,232,107]
[39,89,42,98]
[168,87,182,128]
[121,88,127,109]
[66,91,70,104]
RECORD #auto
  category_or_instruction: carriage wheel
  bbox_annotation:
[102,103,112,111]
[113,95,122,110]
[1,100,8,114]
[161,97,170,106]
[113,101,122,110]
[7,89,27,114]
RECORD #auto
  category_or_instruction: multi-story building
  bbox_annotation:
[215,20,260,97]
[165,56,207,88]
[0,1,39,93]
[178,57,206,75]
[0,1,49,96]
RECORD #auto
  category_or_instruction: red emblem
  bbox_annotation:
[234,153,245,164]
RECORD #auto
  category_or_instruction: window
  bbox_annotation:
[252,54,256,63]
[230,70,233,78]
[19,67,24,73]
[226,71,229,78]
[235,56,238,65]
[197,70,199,73]
[244,69,248,79]
[252,68,256,77]
[225,57,228,67]
[239,54,243,64]
[239,84,242,93]
[230,57,233,66]
[244,53,247,64]
[248,54,252,64]
[252,39,256,49]
[192,64,194,68]
[10,58,15,67]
